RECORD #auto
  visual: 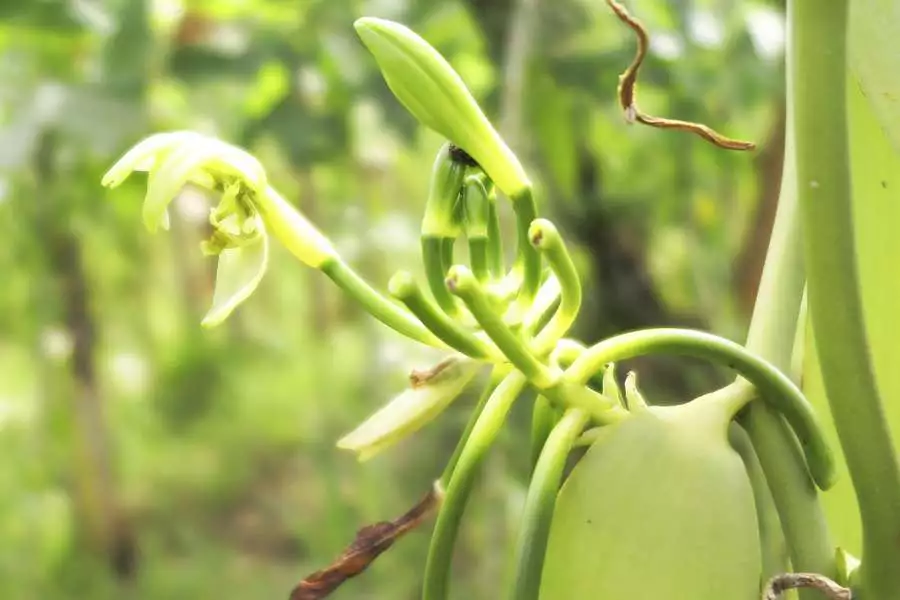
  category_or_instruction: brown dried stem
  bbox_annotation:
[762,573,852,600]
[289,482,443,600]
[604,0,756,151]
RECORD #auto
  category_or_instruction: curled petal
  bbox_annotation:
[143,136,268,233]
[201,217,269,328]
[204,142,267,193]
[144,138,219,232]
[337,357,483,460]
[101,131,201,188]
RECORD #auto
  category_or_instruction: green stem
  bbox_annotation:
[732,11,836,585]
[424,370,528,600]
[510,186,541,305]
[529,395,559,471]
[522,277,561,337]
[440,368,506,485]
[792,0,900,595]
[728,421,789,586]
[487,197,504,277]
[508,408,589,600]
[447,266,557,388]
[321,259,442,347]
[389,271,495,359]
[469,237,491,282]
[423,235,460,316]
[528,219,581,355]
[563,328,835,489]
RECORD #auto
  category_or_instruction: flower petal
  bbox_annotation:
[205,142,267,192]
[143,137,218,233]
[101,131,200,188]
[337,357,483,461]
[200,218,269,328]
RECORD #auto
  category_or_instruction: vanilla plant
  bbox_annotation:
[102,5,900,599]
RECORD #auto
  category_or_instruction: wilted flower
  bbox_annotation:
[337,356,483,460]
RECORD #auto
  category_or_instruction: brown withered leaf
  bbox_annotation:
[289,483,443,600]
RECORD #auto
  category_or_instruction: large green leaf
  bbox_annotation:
[804,77,900,557]
[849,0,900,152]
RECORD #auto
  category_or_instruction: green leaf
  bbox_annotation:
[849,0,900,152]
[804,76,900,557]
[201,227,269,327]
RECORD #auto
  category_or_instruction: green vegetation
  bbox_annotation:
[1,1,897,599]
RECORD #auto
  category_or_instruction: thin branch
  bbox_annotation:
[604,0,756,151]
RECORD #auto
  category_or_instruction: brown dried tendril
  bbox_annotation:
[605,0,756,151]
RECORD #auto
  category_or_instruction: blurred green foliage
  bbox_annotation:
[0,0,812,598]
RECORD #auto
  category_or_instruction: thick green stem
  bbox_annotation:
[508,408,589,600]
[440,368,507,485]
[728,422,790,586]
[731,5,836,585]
[425,370,528,600]
[321,259,442,347]
[792,0,900,595]
[563,328,835,489]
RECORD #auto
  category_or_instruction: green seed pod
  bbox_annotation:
[540,399,761,600]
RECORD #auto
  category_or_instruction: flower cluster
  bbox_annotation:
[103,16,837,600]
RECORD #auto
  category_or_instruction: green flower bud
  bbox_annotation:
[540,400,761,600]
[354,17,531,196]
[337,357,482,461]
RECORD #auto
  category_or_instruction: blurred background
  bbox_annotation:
[0,0,794,597]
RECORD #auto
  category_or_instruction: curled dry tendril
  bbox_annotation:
[605,0,756,151]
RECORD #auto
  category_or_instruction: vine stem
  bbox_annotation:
[424,370,528,600]
[722,2,839,589]
[791,0,900,596]
[507,408,589,600]
[320,259,442,347]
